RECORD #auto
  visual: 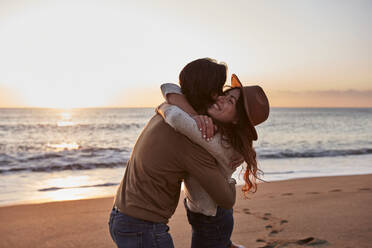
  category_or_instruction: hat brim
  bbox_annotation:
[231,74,258,140]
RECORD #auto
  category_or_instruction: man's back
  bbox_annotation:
[114,114,235,223]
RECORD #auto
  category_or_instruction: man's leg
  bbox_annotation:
[109,208,174,248]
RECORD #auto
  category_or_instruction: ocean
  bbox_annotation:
[0,108,371,206]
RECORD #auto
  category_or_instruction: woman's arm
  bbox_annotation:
[160,83,214,139]
[160,83,198,116]
[157,103,241,174]
[167,94,198,117]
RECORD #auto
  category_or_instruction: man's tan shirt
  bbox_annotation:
[114,114,236,223]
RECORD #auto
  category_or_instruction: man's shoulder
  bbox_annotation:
[146,114,192,142]
[146,114,180,136]
[133,114,217,173]
[146,114,214,157]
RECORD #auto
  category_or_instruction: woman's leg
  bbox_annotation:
[184,200,234,248]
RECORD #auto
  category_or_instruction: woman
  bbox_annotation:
[158,59,269,248]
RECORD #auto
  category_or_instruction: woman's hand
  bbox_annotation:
[192,115,216,141]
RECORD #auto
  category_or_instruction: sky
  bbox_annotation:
[0,0,371,108]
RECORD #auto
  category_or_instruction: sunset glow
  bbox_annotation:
[0,0,371,108]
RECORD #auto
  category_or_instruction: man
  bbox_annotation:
[108,58,236,248]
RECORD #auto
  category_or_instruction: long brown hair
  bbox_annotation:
[178,59,260,194]
[213,88,262,194]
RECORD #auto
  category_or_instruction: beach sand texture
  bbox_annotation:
[1,174,371,248]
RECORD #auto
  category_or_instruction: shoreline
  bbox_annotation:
[1,174,372,248]
[1,172,372,207]
[1,172,372,208]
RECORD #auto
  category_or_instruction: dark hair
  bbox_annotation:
[214,88,261,194]
[179,58,227,113]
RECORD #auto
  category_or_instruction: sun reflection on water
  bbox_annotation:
[42,176,91,202]
[60,112,72,119]
[48,142,80,151]
[42,188,93,202]
[57,121,74,127]
[57,111,75,126]
[37,175,115,203]
[46,176,89,188]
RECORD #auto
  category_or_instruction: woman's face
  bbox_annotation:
[207,88,241,124]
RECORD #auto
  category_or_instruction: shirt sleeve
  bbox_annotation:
[181,140,236,210]
[157,103,238,176]
[160,83,182,101]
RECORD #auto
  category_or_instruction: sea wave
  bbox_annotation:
[1,147,372,174]
[0,161,127,174]
[262,170,319,175]
[0,123,144,132]
[259,148,372,159]
[0,147,130,161]
[263,171,295,175]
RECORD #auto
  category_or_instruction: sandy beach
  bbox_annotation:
[1,174,371,248]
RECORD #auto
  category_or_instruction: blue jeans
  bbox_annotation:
[184,199,234,248]
[108,208,174,248]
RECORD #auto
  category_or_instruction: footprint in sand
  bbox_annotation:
[256,238,266,243]
[281,193,293,196]
[269,230,279,236]
[261,237,329,248]
[296,237,315,245]
[242,208,251,214]
[259,243,276,248]
[359,187,371,191]
[306,191,320,194]
[261,213,272,220]
[260,240,285,248]
[296,237,329,246]
[329,189,342,192]
[265,225,272,229]
[280,220,288,225]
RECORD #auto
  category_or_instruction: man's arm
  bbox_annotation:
[183,142,236,209]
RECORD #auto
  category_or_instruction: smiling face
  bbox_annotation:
[207,88,241,124]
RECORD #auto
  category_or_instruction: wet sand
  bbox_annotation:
[1,174,371,248]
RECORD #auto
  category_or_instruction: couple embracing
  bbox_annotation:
[108,58,270,248]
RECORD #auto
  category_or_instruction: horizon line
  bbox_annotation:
[0,106,371,110]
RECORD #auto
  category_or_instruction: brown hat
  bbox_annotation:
[231,74,270,140]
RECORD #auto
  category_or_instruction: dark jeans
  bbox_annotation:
[184,199,234,248]
[108,208,174,248]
